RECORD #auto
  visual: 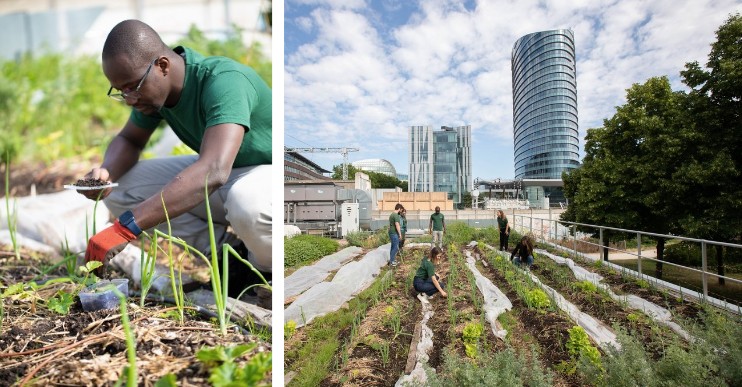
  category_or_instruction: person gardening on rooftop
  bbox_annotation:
[414,246,447,300]
[511,235,535,269]
[77,19,272,301]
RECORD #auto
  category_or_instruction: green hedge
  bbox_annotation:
[284,234,339,268]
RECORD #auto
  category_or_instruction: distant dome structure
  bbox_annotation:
[351,159,397,178]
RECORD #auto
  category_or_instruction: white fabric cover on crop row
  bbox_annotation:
[395,291,435,387]
[464,247,512,339]
[284,244,390,327]
[483,244,620,350]
[536,249,691,341]
[0,190,111,258]
[284,246,363,301]
[547,241,742,315]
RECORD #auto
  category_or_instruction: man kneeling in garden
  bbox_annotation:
[76,19,272,305]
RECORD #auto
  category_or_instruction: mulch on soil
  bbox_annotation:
[0,254,270,386]
[320,248,423,386]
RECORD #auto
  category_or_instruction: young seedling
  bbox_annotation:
[136,236,158,308]
[4,152,20,260]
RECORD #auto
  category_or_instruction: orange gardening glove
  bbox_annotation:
[85,220,137,268]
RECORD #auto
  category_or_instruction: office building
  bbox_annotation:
[409,125,472,205]
[512,29,580,180]
[512,29,580,204]
[284,150,331,181]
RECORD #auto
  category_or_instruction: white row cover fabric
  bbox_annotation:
[284,246,364,301]
[0,190,110,258]
[536,249,691,341]
[284,244,390,327]
[483,244,620,350]
[395,291,435,386]
[464,247,512,339]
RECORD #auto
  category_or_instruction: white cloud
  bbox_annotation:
[285,0,742,178]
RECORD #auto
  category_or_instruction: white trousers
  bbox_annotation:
[104,156,272,272]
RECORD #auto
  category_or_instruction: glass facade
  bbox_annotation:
[351,159,397,178]
[409,125,472,204]
[512,29,580,179]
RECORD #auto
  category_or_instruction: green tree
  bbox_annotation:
[330,164,359,180]
[563,14,742,284]
[677,13,742,284]
[331,164,407,190]
[562,77,690,278]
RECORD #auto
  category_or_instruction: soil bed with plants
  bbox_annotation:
[0,252,272,386]
[286,224,742,387]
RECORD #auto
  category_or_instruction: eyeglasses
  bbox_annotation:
[107,58,158,102]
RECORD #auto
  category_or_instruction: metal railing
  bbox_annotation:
[511,213,742,311]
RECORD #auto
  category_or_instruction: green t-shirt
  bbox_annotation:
[130,46,272,167]
[401,216,407,236]
[497,217,509,231]
[415,258,435,280]
[430,212,445,231]
[389,212,401,236]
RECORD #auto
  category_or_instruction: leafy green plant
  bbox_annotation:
[523,289,551,311]
[573,280,598,294]
[196,344,271,387]
[78,261,102,289]
[462,321,484,359]
[559,325,602,376]
[285,320,297,340]
[47,291,75,315]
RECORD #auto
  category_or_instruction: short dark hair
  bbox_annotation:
[102,19,170,65]
[430,246,442,260]
[395,203,404,210]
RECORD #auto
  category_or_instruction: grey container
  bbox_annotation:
[79,279,129,312]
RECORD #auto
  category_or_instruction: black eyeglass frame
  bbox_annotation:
[107,58,158,102]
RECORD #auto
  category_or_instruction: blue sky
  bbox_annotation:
[283,0,742,180]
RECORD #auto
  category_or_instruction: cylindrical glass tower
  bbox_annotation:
[512,29,580,179]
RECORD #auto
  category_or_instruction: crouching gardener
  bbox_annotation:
[77,20,272,302]
[414,247,447,300]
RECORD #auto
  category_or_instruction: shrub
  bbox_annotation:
[284,235,339,268]
[427,346,554,387]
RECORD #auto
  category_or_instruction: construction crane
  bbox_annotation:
[284,147,360,180]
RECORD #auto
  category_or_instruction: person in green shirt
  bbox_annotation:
[388,204,404,266]
[429,206,446,249]
[414,247,447,299]
[76,20,272,301]
[398,208,408,259]
[497,210,510,251]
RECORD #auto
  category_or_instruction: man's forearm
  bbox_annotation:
[131,158,231,231]
[101,134,144,182]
